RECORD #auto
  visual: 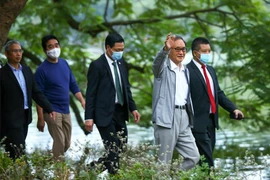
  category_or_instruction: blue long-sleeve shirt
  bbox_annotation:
[34,58,80,113]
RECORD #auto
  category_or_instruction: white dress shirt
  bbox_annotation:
[170,60,188,106]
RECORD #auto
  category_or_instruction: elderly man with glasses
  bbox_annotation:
[0,40,54,159]
[152,33,200,170]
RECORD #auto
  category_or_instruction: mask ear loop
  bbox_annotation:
[193,50,200,60]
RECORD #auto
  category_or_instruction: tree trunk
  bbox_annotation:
[0,0,28,51]
[69,95,89,135]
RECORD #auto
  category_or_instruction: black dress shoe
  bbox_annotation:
[87,160,107,172]
[86,160,97,170]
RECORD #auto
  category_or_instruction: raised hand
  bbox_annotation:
[163,32,175,51]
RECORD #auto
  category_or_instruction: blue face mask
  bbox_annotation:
[198,52,211,64]
[111,51,123,61]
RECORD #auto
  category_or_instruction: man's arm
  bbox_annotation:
[32,66,55,130]
[36,104,56,132]
[131,110,140,123]
[153,49,169,78]
[75,92,85,109]
[153,33,174,78]
[36,105,45,132]
[124,68,140,123]
[210,66,245,119]
[85,61,99,124]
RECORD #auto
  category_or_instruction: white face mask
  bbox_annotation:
[46,48,61,59]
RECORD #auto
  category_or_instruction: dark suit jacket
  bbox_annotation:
[0,64,53,133]
[85,54,137,127]
[187,60,237,132]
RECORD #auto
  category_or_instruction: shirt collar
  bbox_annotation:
[192,59,204,69]
[105,52,114,65]
[170,59,184,71]
[7,63,22,71]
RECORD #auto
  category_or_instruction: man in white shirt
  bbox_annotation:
[152,33,200,170]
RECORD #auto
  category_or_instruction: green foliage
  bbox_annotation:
[1,142,269,179]
[0,150,13,175]
[2,0,270,131]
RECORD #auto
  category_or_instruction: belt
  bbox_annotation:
[175,105,186,109]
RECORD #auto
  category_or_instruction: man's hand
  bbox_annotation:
[132,110,141,123]
[163,32,175,51]
[233,109,244,120]
[75,92,85,110]
[37,112,56,132]
[49,111,56,120]
[85,119,94,133]
[37,116,45,132]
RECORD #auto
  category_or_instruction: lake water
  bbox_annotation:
[25,116,270,180]
[25,119,153,153]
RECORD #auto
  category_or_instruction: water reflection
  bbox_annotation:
[214,129,270,180]
[26,117,270,180]
[26,118,154,155]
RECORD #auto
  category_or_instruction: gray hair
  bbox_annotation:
[4,40,22,52]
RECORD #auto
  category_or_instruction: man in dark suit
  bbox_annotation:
[0,40,54,159]
[84,32,140,174]
[187,37,244,168]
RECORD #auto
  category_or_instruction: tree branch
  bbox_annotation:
[53,4,239,37]
[70,95,89,135]
[103,0,109,22]
[126,62,145,73]
[22,49,43,66]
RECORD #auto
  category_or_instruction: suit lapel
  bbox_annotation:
[102,54,115,86]
[3,64,22,90]
[190,61,208,93]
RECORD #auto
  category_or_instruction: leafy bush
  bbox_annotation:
[0,143,269,179]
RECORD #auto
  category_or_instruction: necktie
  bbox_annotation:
[112,61,124,105]
[201,65,216,113]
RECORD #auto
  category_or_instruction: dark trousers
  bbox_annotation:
[1,109,29,159]
[192,114,216,168]
[96,104,127,174]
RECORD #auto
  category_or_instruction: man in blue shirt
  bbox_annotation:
[35,35,85,159]
[0,40,54,159]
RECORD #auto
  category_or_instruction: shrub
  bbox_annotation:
[0,142,269,179]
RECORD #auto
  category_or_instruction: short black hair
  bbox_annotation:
[41,35,60,50]
[174,35,186,46]
[105,32,124,49]
[191,37,210,52]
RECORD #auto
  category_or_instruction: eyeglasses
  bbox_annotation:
[173,47,187,53]
[9,49,24,54]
